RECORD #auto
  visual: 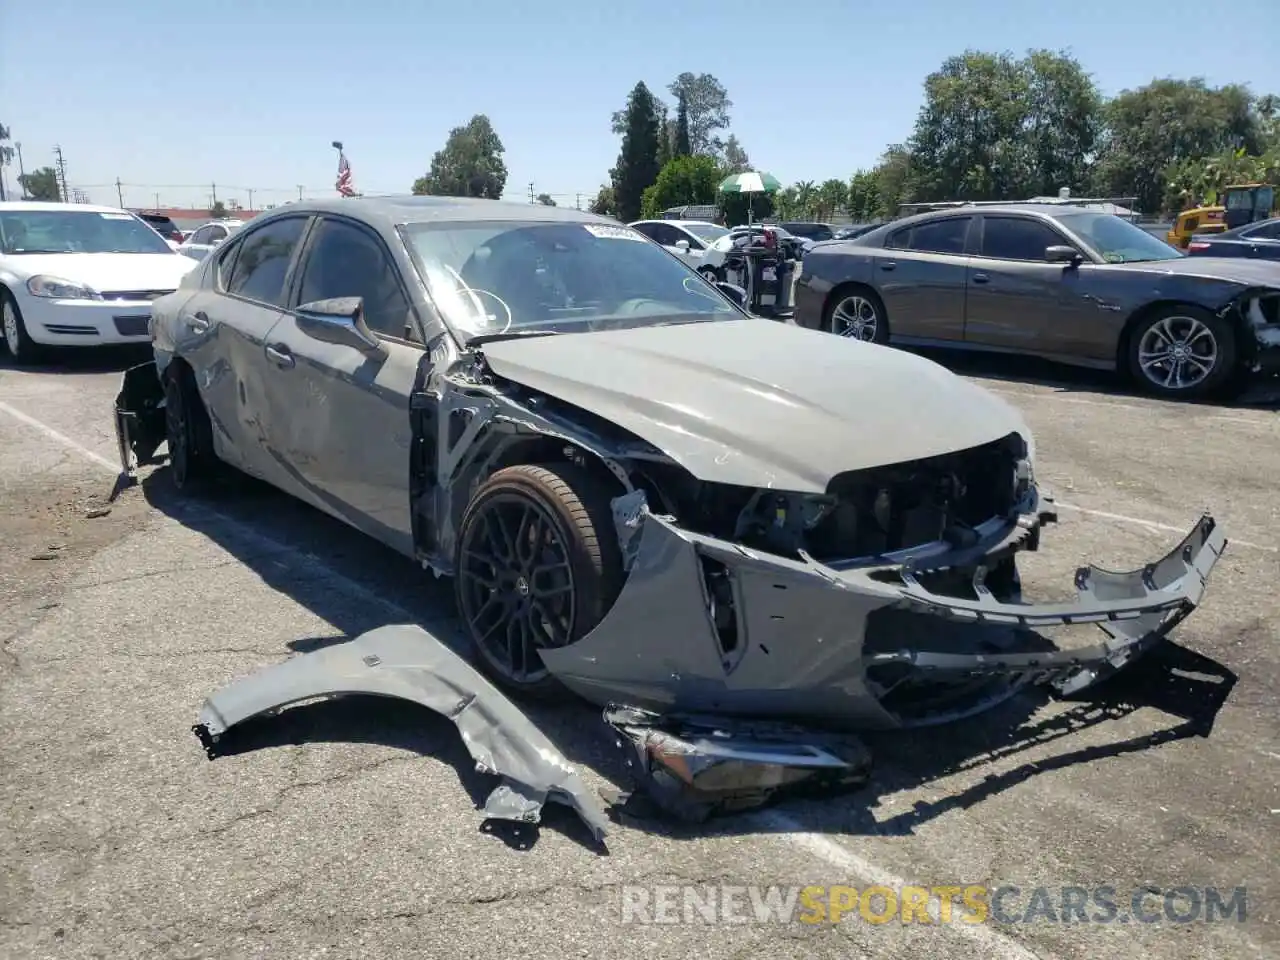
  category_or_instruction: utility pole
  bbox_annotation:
[247,188,253,211]
[15,143,26,198]
[211,182,218,204]
[528,182,535,204]
[154,192,160,211]
[297,185,304,201]
[115,178,124,207]
[53,145,69,203]
[576,193,582,210]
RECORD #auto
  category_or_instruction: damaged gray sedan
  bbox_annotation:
[115,197,1226,745]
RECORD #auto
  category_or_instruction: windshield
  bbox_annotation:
[681,222,729,243]
[0,210,176,255]
[402,219,742,342]
[1056,212,1182,263]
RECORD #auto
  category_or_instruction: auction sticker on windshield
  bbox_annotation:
[583,224,646,241]
[100,213,134,220]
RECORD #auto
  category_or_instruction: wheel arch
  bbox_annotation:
[821,281,887,337]
[1115,297,1246,376]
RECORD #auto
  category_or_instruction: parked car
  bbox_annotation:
[795,204,1280,399]
[0,201,200,362]
[710,223,811,261]
[628,219,729,280]
[137,212,185,245]
[113,196,1223,734]
[834,223,880,241]
[780,221,836,242]
[1186,216,1280,261]
[177,219,245,260]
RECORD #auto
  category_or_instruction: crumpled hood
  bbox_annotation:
[479,320,1031,492]
[0,252,197,294]
[1117,256,1280,286]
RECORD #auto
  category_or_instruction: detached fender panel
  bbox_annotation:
[193,624,609,841]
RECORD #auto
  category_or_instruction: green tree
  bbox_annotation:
[792,180,816,218]
[719,190,772,226]
[535,193,556,206]
[209,200,229,219]
[588,184,616,217]
[412,114,508,199]
[674,92,692,157]
[872,145,914,216]
[1020,49,1104,196]
[0,123,13,199]
[641,154,722,217]
[18,166,60,202]
[722,135,750,174]
[612,82,663,223]
[816,179,847,220]
[847,169,882,220]
[668,72,732,155]
[773,185,801,220]
[1093,78,1261,213]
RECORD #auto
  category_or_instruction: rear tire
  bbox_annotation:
[1,292,45,365]
[164,362,218,490]
[698,265,721,283]
[1126,304,1237,400]
[824,285,889,344]
[454,463,624,698]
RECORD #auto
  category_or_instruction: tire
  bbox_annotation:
[454,462,624,698]
[698,265,721,284]
[1126,304,1238,400]
[164,362,218,490]
[824,285,889,344]
[1,291,45,365]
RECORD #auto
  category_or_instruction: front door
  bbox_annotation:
[962,215,1101,360]
[259,215,423,557]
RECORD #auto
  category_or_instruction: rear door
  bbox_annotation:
[176,214,311,484]
[258,214,423,556]
[963,215,1099,359]
[875,215,973,342]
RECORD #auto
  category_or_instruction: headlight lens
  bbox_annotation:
[26,275,104,300]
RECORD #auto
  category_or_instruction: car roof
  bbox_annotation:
[0,200,131,215]
[261,195,615,230]
[1220,216,1280,238]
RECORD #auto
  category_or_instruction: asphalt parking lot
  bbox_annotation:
[1,348,1277,960]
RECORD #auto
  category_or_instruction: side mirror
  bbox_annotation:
[1045,245,1082,264]
[715,281,747,307]
[295,296,387,359]
[674,239,691,251]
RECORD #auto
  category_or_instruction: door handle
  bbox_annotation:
[187,311,210,334]
[265,343,295,369]
[879,261,896,271]
[971,273,990,284]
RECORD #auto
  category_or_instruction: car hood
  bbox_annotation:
[1115,256,1280,286]
[479,320,1031,492]
[0,252,198,292]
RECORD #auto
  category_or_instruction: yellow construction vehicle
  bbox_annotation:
[1167,183,1277,249]
[1166,203,1227,249]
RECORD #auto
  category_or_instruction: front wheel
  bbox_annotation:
[698,265,721,284]
[1127,305,1237,399]
[454,463,624,697]
[164,363,218,490]
[1,293,45,365]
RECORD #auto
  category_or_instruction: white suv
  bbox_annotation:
[629,219,731,280]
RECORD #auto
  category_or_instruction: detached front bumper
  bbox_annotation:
[113,360,166,480]
[537,493,1227,730]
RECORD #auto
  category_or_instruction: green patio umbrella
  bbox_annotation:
[718,171,782,223]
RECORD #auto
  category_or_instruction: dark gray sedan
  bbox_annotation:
[1187,217,1280,262]
[795,204,1280,399]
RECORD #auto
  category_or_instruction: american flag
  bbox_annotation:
[335,150,356,197]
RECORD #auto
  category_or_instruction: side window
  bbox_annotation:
[907,217,971,255]
[676,230,704,250]
[296,218,412,340]
[208,226,228,243]
[631,222,659,241]
[980,217,1068,261]
[224,216,308,307]
[886,226,911,249]
[190,226,212,245]
[1245,222,1280,240]
[647,223,680,246]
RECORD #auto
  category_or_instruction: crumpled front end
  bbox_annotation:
[538,491,1226,731]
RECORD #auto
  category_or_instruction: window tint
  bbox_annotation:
[190,226,212,245]
[646,223,682,246]
[297,218,412,339]
[208,225,228,242]
[906,217,970,254]
[980,217,1066,261]
[1245,221,1280,240]
[224,217,307,306]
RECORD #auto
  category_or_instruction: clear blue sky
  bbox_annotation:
[2,0,1277,210]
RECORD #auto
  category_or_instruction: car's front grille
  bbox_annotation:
[101,289,174,302]
[112,315,150,337]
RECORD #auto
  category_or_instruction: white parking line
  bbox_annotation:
[0,400,122,474]
[1055,501,1277,553]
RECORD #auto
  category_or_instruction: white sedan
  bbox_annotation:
[628,219,731,280]
[0,201,200,363]
[177,219,245,261]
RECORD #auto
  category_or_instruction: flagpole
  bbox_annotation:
[331,140,353,198]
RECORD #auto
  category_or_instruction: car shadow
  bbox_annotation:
[0,345,152,375]
[910,346,1280,410]
[135,463,1238,854]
